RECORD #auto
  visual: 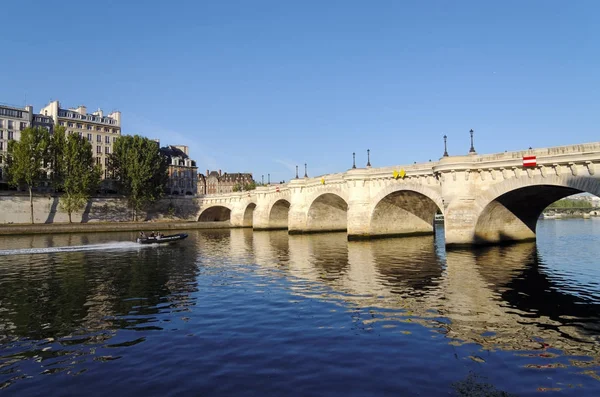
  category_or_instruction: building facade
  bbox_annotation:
[0,104,54,188]
[197,173,206,195]
[159,145,198,196]
[40,101,121,179]
[201,169,254,194]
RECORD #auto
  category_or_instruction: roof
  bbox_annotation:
[160,145,189,160]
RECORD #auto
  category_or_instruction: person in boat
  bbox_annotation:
[139,231,146,238]
[150,231,155,238]
[156,232,162,240]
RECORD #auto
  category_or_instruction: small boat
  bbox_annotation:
[136,233,188,245]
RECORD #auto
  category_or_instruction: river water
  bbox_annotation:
[1,219,600,396]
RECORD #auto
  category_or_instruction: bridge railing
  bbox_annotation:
[474,142,600,163]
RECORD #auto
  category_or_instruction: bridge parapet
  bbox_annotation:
[433,141,600,179]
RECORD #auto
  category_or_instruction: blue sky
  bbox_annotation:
[2,1,598,182]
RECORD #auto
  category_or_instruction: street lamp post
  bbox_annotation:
[366,149,371,167]
[304,163,308,178]
[443,135,449,157]
[352,152,356,169]
[469,129,476,153]
[295,165,299,179]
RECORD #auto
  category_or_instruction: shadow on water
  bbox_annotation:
[0,232,201,343]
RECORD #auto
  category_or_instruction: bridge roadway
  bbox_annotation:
[196,141,600,247]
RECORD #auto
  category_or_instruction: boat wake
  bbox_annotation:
[0,241,145,256]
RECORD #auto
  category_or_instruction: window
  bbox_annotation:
[20,122,27,130]
[76,123,82,129]
[78,132,83,137]
[96,126,101,131]
[97,146,101,154]
[8,131,14,140]
[105,136,110,144]
[68,122,74,127]
[59,121,65,126]
[0,131,3,139]
[97,134,101,142]
[105,146,110,154]
[0,108,23,118]
[104,127,109,132]
[105,157,109,166]
[0,142,3,151]
[87,133,92,141]
[7,121,13,129]
[87,125,92,130]
[112,137,117,143]
[96,157,101,165]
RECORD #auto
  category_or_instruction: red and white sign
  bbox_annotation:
[523,155,537,167]
[275,186,280,193]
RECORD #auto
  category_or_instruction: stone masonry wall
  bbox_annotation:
[0,195,201,224]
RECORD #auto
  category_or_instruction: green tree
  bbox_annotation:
[60,133,102,223]
[243,181,257,190]
[548,198,592,208]
[6,127,50,224]
[49,126,67,192]
[109,135,168,221]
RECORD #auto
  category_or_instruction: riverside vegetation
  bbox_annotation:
[6,128,168,223]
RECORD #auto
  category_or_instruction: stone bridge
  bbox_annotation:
[195,141,600,247]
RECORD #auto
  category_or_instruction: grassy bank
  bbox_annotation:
[0,221,233,236]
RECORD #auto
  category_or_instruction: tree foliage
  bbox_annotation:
[49,126,67,192]
[60,133,102,223]
[232,181,257,192]
[548,198,593,208]
[109,135,168,220]
[6,127,50,224]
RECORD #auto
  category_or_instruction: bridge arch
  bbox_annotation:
[368,184,443,238]
[306,193,349,233]
[198,205,232,222]
[242,203,257,227]
[473,176,600,244]
[268,199,290,230]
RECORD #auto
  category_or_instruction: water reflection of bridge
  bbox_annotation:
[230,228,600,364]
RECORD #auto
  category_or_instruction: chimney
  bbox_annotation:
[76,105,87,115]
[206,169,209,177]
[219,169,222,176]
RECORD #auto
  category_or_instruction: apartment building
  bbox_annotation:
[40,100,121,179]
[0,104,53,187]
[202,169,254,194]
[159,144,198,196]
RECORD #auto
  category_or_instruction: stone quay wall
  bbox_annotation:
[0,195,202,225]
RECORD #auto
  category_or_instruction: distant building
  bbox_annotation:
[205,170,221,195]
[0,104,54,188]
[40,100,121,180]
[219,172,254,193]
[159,145,198,196]
[197,173,206,195]
[201,169,254,194]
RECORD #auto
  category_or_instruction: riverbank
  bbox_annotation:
[0,220,232,236]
